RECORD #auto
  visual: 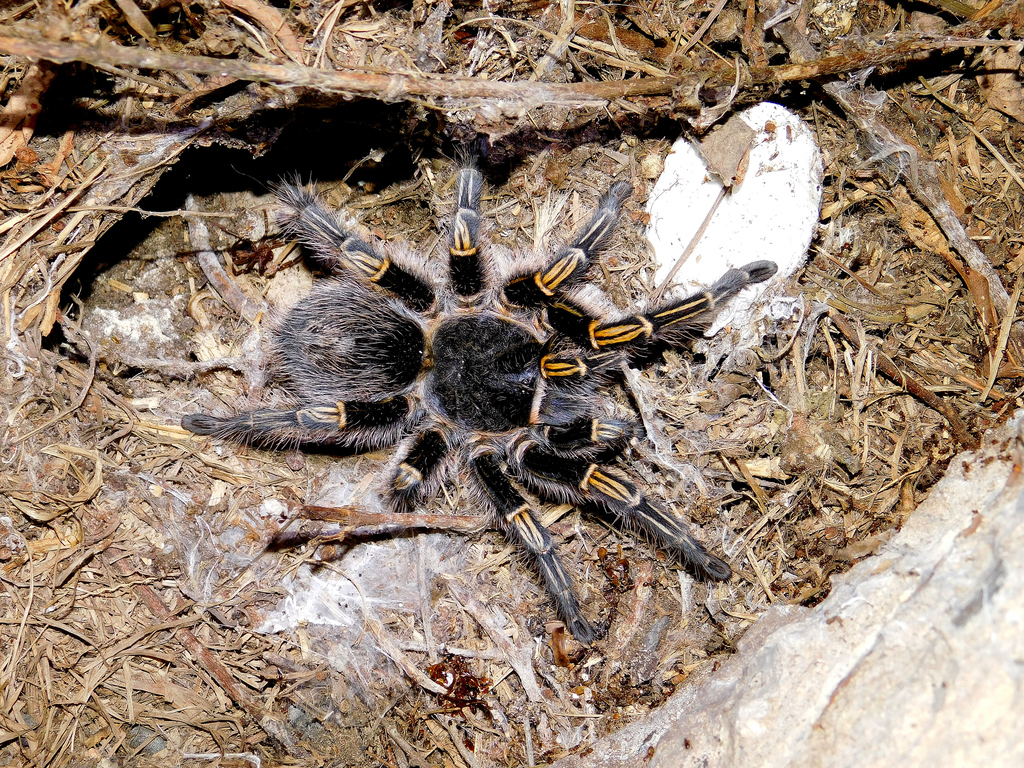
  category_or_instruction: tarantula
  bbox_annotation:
[183,166,776,642]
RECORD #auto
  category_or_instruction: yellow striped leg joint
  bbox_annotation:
[590,316,653,348]
[541,354,587,379]
[393,462,423,491]
[509,508,547,552]
[450,211,478,257]
[581,465,641,505]
[295,403,346,429]
[344,244,389,281]
[536,249,585,296]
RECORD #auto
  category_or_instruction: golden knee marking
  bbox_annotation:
[368,255,391,282]
[533,273,555,297]
[583,467,638,504]
[591,316,653,348]
[505,504,531,523]
[579,463,597,492]
[541,354,587,379]
[393,462,422,491]
[592,419,624,442]
[538,250,584,294]
[297,406,342,429]
[509,509,546,551]
[345,246,385,279]
[451,213,477,256]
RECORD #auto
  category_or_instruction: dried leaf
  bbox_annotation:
[698,112,755,187]
[0,63,55,167]
[222,0,305,65]
[977,44,1024,122]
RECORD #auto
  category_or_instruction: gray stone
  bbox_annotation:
[555,415,1024,768]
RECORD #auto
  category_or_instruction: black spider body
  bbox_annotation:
[183,166,778,642]
[428,314,541,432]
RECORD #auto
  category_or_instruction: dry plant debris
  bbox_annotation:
[0,0,1023,766]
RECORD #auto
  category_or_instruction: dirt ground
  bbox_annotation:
[1,0,1023,766]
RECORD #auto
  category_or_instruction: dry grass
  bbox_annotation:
[2,0,1024,765]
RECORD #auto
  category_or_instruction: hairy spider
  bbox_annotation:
[182,166,777,642]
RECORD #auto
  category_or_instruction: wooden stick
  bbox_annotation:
[0,19,1020,109]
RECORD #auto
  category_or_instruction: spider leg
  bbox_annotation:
[542,417,633,457]
[503,181,632,308]
[515,447,732,581]
[539,349,621,382]
[529,347,626,430]
[543,299,601,347]
[389,427,450,512]
[182,397,413,451]
[644,260,777,347]
[471,452,597,643]
[448,167,486,297]
[556,260,778,353]
[275,183,435,312]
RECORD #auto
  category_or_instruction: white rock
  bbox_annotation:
[647,103,823,336]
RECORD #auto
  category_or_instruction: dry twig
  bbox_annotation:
[0,18,1020,110]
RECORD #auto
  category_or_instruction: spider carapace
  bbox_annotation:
[183,166,777,642]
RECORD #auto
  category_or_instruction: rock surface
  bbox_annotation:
[555,415,1024,768]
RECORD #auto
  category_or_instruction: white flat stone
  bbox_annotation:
[647,102,823,336]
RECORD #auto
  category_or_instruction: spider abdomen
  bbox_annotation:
[428,314,541,432]
[275,280,426,402]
